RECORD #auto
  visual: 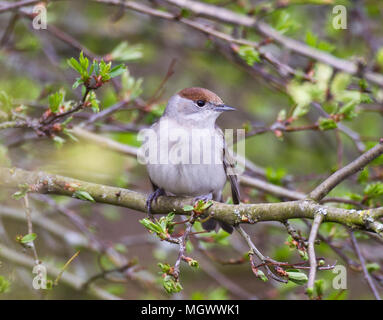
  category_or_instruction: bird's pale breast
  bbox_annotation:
[146,118,227,196]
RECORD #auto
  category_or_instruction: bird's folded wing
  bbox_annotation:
[217,127,241,205]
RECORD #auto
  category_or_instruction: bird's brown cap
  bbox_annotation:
[178,87,223,105]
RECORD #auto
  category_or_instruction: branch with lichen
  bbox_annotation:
[1,165,382,236]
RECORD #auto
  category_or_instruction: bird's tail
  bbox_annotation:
[202,219,233,234]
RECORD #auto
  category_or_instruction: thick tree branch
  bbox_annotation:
[1,167,383,236]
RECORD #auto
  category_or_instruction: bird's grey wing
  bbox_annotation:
[203,128,240,234]
[217,128,241,205]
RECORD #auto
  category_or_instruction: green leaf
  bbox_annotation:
[86,91,100,113]
[357,167,369,184]
[331,73,351,96]
[273,11,299,34]
[238,46,261,66]
[73,190,95,202]
[265,167,286,185]
[253,268,268,282]
[109,64,126,79]
[194,200,213,212]
[287,82,314,117]
[0,276,10,294]
[162,275,183,294]
[298,249,308,261]
[21,233,37,243]
[366,263,380,273]
[79,51,89,74]
[48,91,64,113]
[318,117,337,131]
[305,31,318,47]
[99,60,112,82]
[187,259,199,268]
[12,190,26,200]
[360,93,373,104]
[306,31,334,52]
[110,42,143,62]
[286,269,308,285]
[158,262,172,273]
[317,41,335,53]
[364,182,383,198]
[315,279,325,297]
[139,218,163,235]
[67,57,82,74]
[72,78,83,89]
[338,100,358,120]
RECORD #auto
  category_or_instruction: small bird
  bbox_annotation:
[145,87,240,233]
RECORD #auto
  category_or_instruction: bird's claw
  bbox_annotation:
[146,188,164,219]
[194,193,213,204]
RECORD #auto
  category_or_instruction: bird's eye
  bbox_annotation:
[196,100,205,107]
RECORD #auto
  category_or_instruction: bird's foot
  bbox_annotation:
[196,194,216,232]
[194,193,213,204]
[193,193,214,217]
[146,188,165,219]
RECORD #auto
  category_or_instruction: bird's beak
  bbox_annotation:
[214,104,236,112]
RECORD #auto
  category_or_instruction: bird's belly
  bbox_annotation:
[145,119,226,196]
[147,163,226,196]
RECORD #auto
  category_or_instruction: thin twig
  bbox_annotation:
[307,213,324,297]
[235,225,286,282]
[22,194,39,263]
[350,231,382,300]
[173,212,195,279]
